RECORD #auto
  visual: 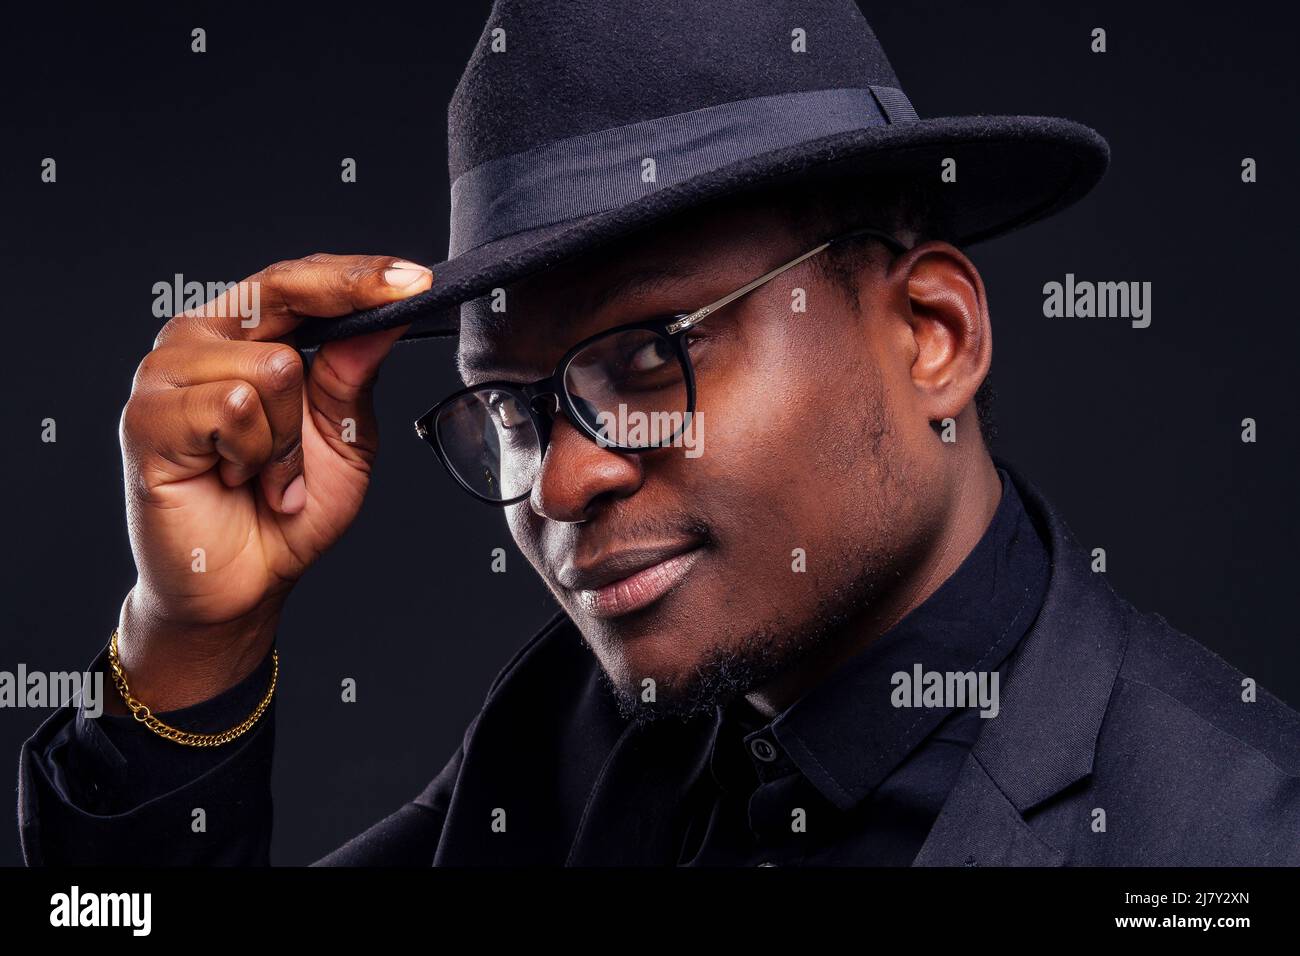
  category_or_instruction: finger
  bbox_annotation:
[133,340,309,514]
[122,381,273,501]
[154,255,433,346]
[306,322,413,458]
[261,254,434,320]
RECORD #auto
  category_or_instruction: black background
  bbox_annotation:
[2,1,1297,865]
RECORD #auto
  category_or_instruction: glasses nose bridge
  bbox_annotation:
[521,378,604,455]
[528,390,560,419]
[519,380,566,452]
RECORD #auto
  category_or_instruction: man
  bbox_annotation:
[18,0,1300,866]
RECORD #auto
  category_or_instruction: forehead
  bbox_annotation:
[456,262,690,370]
[454,196,790,381]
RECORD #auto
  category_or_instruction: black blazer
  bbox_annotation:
[18,462,1300,865]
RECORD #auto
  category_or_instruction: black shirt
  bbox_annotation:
[678,466,1049,864]
[21,466,1049,865]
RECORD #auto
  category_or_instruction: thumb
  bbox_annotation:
[305,321,412,456]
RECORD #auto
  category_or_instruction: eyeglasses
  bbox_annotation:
[414,226,909,505]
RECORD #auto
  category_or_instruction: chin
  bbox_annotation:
[583,613,725,691]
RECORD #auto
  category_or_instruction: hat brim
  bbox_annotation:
[294,114,1107,350]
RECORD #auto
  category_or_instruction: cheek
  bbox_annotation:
[684,325,936,594]
[698,325,876,493]
[675,334,878,587]
[505,507,544,574]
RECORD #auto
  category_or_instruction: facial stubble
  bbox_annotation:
[587,361,904,727]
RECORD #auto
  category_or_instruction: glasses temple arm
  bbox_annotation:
[666,228,908,335]
[666,241,833,334]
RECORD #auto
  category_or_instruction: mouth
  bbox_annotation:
[559,542,705,619]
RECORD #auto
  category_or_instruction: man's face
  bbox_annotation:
[457,196,956,721]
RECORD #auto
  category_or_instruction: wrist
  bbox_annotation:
[114,587,281,713]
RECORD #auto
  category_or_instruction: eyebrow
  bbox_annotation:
[579,261,701,316]
[456,261,702,382]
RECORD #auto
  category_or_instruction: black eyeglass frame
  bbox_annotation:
[414,226,910,506]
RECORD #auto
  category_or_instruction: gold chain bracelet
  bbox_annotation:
[107,628,278,747]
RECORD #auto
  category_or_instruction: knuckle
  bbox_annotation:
[132,351,159,389]
[260,258,305,284]
[342,263,384,295]
[223,383,259,425]
[152,320,174,350]
[344,262,376,283]
[154,308,227,345]
[352,255,394,274]
[118,400,137,442]
[257,346,304,393]
[153,314,190,348]
[119,396,155,450]
[133,346,193,392]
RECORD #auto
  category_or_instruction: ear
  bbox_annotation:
[890,240,991,427]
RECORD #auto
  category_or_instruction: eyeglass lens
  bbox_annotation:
[433,326,691,501]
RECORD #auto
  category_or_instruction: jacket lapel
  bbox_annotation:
[913,755,1065,866]
[915,460,1131,866]
[565,715,715,865]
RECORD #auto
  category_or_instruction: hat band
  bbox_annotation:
[448,85,916,257]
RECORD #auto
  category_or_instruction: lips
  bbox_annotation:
[558,542,705,619]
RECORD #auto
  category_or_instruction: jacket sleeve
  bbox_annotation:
[20,611,568,866]
[17,641,277,866]
[19,638,477,867]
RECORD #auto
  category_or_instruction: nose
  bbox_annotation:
[529,411,643,523]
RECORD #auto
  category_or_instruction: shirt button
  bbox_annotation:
[749,737,779,762]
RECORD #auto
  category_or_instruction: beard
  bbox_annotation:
[587,532,898,727]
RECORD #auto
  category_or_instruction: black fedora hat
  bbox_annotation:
[294,0,1108,349]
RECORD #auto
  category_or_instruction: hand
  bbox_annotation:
[114,254,432,708]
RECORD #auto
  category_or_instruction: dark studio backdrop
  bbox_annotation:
[1,1,1296,866]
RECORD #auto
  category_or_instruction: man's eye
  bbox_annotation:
[627,338,673,372]
[486,392,526,427]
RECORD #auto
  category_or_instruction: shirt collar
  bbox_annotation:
[707,466,1050,810]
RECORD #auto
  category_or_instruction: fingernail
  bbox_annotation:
[390,260,432,273]
[282,475,306,513]
[384,267,429,288]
